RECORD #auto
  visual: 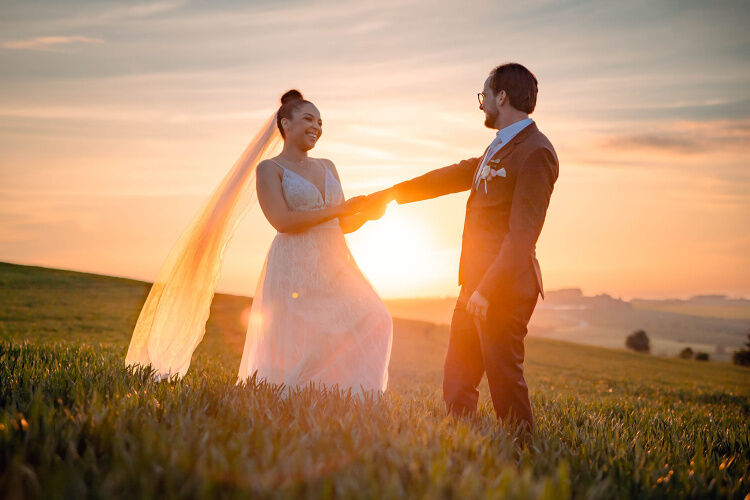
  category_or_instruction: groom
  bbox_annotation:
[368,63,558,429]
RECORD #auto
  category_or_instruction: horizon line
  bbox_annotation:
[2,259,748,303]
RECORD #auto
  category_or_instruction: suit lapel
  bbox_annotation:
[488,122,537,166]
[469,122,538,201]
[471,144,492,187]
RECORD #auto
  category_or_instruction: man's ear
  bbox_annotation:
[495,90,507,107]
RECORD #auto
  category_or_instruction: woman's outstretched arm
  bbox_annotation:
[320,159,387,234]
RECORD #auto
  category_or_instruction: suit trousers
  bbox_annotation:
[443,288,538,428]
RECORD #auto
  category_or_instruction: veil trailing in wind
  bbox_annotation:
[125,114,282,379]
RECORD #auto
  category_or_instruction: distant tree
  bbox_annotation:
[626,330,650,353]
[694,352,710,361]
[678,347,694,359]
[732,333,750,367]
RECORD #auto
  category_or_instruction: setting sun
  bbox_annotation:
[346,202,446,298]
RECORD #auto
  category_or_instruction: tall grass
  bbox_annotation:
[1,341,748,499]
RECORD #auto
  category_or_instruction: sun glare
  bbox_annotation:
[346,202,443,297]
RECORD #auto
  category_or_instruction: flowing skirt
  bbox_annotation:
[237,220,392,394]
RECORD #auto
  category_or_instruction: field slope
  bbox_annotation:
[1,262,749,498]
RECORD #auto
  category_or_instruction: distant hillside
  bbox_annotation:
[3,262,748,363]
[385,288,750,362]
[632,295,750,319]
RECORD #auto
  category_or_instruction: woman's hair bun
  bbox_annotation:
[280,89,304,105]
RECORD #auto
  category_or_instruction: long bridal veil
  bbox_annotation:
[125,114,282,379]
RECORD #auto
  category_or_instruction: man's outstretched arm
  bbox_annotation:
[368,157,482,206]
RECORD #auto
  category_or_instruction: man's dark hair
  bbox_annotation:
[489,63,538,114]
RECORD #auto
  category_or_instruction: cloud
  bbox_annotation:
[323,142,396,161]
[109,1,185,19]
[597,99,750,123]
[605,133,702,154]
[602,120,750,155]
[1,35,103,50]
[68,1,187,25]
[0,105,269,123]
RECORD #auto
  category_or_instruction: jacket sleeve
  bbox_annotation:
[391,157,481,204]
[475,147,558,298]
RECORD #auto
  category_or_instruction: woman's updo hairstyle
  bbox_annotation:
[276,89,311,139]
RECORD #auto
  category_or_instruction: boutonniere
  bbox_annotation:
[478,162,507,193]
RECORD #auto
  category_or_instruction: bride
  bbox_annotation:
[237,90,392,393]
[125,90,392,394]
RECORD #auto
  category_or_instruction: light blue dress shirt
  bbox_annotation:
[474,117,534,189]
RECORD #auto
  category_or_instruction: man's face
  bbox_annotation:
[480,76,499,129]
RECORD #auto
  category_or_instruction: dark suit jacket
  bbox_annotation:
[391,122,558,302]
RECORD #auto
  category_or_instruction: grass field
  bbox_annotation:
[1,262,749,498]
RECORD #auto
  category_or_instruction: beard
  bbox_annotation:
[483,107,498,128]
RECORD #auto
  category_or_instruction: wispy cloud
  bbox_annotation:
[1,35,104,50]
[107,1,185,19]
[73,0,186,25]
[602,120,750,155]
[0,105,268,123]
[605,133,702,155]
[324,142,396,161]
[0,1,187,34]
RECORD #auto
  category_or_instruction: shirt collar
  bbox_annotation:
[495,117,533,138]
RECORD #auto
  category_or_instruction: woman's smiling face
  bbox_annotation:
[282,102,322,151]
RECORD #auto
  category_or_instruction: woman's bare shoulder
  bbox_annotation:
[318,158,340,180]
[257,158,283,178]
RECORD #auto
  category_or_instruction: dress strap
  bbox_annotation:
[269,157,327,175]
[268,158,286,172]
[316,158,337,184]
[316,158,330,176]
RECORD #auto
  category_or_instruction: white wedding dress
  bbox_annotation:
[237,159,393,394]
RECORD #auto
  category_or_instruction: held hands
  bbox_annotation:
[365,188,397,209]
[337,188,396,221]
[338,195,370,215]
[358,188,397,220]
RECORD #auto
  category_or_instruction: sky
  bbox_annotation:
[1,0,749,299]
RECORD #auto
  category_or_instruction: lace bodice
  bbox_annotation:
[272,159,344,212]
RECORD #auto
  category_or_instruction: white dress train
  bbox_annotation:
[237,159,393,394]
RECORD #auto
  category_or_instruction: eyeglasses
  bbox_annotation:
[477,92,485,106]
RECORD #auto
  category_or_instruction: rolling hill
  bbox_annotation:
[386,289,750,362]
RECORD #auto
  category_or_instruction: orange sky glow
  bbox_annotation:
[1,0,748,299]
